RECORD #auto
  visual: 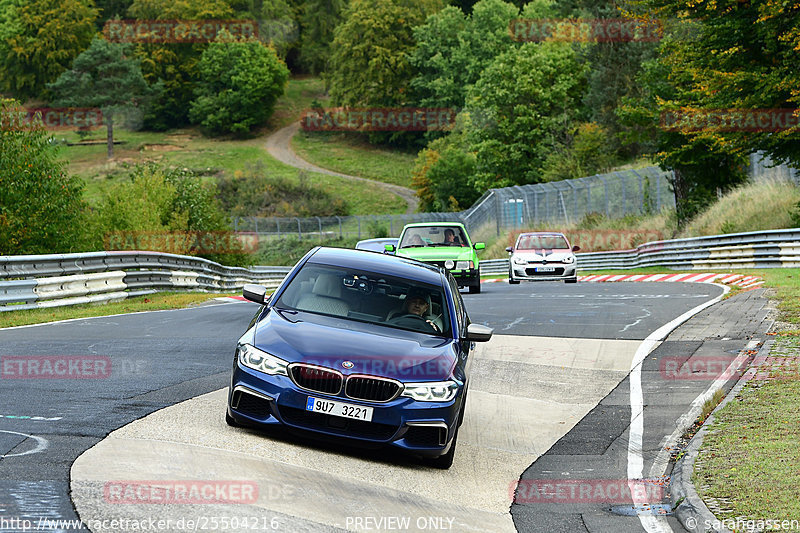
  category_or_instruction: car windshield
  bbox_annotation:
[399,226,467,248]
[273,264,451,336]
[517,234,569,250]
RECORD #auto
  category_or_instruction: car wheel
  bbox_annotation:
[469,281,481,293]
[225,410,240,427]
[427,425,459,470]
[508,270,520,284]
[565,277,578,284]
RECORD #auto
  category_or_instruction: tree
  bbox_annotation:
[298,0,346,74]
[49,37,156,158]
[126,0,234,129]
[411,131,480,212]
[328,0,444,108]
[616,0,800,225]
[0,0,98,100]
[189,32,289,135]
[465,41,586,189]
[0,99,87,254]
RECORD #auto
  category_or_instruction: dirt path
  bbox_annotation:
[265,122,419,214]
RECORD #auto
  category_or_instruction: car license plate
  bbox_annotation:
[305,397,373,422]
[536,266,556,272]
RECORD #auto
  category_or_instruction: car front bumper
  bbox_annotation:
[228,364,462,458]
[510,263,577,281]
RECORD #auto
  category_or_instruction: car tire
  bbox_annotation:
[225,410,240,427]
[565,277,578,284]
[427,425,459,470]
[469,280,481,294]
[508,270,520,284]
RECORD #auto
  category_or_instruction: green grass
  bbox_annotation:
[690,269,800,524]
[54,76,407,215]
[0,292,237,329]
[291,130,419,187]
[269,76,328,130]
[682,179,800,237]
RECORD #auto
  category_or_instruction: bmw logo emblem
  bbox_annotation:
[342,361,354,369]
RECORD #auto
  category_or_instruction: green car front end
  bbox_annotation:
[389,223,484,293]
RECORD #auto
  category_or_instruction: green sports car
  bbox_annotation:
[388,222,485,293]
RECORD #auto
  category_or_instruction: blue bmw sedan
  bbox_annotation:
[226,247,492,468]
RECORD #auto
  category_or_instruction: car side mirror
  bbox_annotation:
[243,284,269,304]
[505,246,513,253]
[384,244,396,252]
[474,242,485,250]
[466,323,493,342]
[572,245,581,252]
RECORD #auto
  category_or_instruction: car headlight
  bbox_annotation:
[401,381,459,402]
[237,344,288,376]
[563,256,575,264]
[513,257,527,265]
[455,260,473,270]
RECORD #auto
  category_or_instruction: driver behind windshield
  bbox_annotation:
[388,288,440,332]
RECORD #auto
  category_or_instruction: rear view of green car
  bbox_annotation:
[388,222,485,293]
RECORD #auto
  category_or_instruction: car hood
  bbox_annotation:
[249,309,458,382]
[513,250,574,261]
[396,246,474,262]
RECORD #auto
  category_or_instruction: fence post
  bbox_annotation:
[494,192,501,236]
[296,218,302,239]
[336,216,342,238]
[357,216,362,239]
[602,175,609,217]
[316,217,322,241]
[276,219,280,238]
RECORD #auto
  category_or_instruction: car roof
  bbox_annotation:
[307,247,444,285]
[402,222,466,229]
[518,231,567,237]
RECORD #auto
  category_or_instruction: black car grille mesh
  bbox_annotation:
[290,364,343,394]
[345,376,401,402]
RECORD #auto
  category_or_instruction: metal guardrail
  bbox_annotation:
[0,251,292,312]
[1,228,797,311]
[480,228,800,275]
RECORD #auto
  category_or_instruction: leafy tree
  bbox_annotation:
[0,99,87,254]
[126,0,234,129]
[465,41,586,189]
[410,0,526,109]
[94,0,132,27]
[49,37,156,158]
[260,0,300,60]
[615,4,777,225]
[0,0,98,100]
[411,131,479,211]
[298,0,346,74]
[328,0,444,108]
[189,31,289,135]
[541,122,619,182]
[94,164,249,264]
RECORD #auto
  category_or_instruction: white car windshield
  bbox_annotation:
[517,235,569,250]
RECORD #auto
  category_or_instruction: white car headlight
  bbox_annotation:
[513,257,527,265]
[401,381,459,402]
[238,344,288,376]
[455,260,472,270]
[563,255,575,264]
